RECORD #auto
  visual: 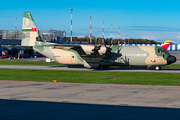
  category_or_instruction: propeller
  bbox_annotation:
[36,36,42,41]
[92,45,101,58]
[104,43,112,58]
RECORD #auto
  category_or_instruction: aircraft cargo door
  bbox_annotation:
[71,54,77,64]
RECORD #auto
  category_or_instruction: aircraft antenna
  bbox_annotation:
[70,8,73,44]
[90,16,92,45]
[102,20,104,45]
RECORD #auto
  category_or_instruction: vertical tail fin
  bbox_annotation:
[21,12,38,46]
[161,40,174,50]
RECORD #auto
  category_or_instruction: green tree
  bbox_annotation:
[63,37,70,42]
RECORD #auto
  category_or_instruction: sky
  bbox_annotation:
[1,0,180,43]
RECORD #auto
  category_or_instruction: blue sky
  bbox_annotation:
[1,0,180,43]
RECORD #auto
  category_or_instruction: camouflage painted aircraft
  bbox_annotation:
[21,12,176,70]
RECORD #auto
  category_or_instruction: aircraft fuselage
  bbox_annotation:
[34,45,176,69]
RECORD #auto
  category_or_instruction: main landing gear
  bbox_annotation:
[93,66,109,69]
[102,66,109,69]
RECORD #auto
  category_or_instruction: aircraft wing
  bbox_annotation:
[42,44,87,54]
[43,44,81,48]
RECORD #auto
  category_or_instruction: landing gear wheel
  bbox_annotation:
[97,65,101,69]
[94,66,101,69]
[155,66,161,70]
[102,66,109,69]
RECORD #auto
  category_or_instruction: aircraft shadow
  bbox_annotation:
[0,99,180,120]
[108,67,180,71]
[161,68,180,71]
[66,66,150,70]
[92,67,155,71]
[67,66,85,68]
[66,66,180,71]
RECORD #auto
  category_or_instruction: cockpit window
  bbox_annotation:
[155,47,169,60]
[158,48,166,53]
[166,50,169,54]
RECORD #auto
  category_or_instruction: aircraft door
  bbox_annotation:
[71,54,77,64]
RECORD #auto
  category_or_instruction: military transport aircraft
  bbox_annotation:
[21,12,176,70]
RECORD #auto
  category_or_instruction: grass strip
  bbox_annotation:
[0,69,180,86]
[161,64,180,68]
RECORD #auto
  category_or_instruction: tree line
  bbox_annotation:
[64,35,162,45]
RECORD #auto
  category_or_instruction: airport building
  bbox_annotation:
[0,29,66,45]
[0,29,66,58]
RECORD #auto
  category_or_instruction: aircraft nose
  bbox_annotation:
[167,55,176,65]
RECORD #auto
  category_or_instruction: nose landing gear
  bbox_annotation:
[155,66,161,70]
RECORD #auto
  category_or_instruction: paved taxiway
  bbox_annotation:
[0,65,180,73]
[0,51,180,119]
[170,51,180,64]
[0,81,180,120]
